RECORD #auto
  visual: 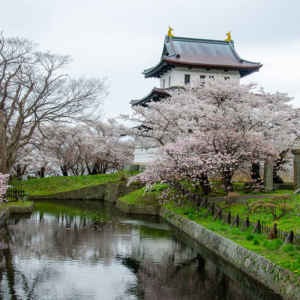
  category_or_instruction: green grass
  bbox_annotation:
[218,194,300,234]
[9,172,139,196]
[181,181,292,197]
[120,189,160,205]
[119,188,300,274]
[0,200,32,213]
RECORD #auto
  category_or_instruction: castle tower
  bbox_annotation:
[131,34,263,165]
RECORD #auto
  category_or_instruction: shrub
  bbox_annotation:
[246,233,254,241]
[251,195,293,220]
[142,183,169,195]
[253,238,259,245]
[281,243,296,253]
[262,239,283,250]
[224,192,241,204]
[116,171,131,182]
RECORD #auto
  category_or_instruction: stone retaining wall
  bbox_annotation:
[29,182,142,203]
[0,202,35,227]
[115,200,160,215]
[115,199,300,300]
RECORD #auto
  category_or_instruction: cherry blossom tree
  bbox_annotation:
[121,76,299,184]
[12,119,134,176]
[130,122,278,203]
[0,32,108,174]
[0,173,10,203]
[82,119,134,175]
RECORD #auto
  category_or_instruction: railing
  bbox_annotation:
[172,181,299,247]
[5,189,25,202]
[203,201,299,247]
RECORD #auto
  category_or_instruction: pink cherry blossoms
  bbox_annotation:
[0,173,10,204]
[11,119,134,177]
[135,121,278,196]
[123,76,299,194]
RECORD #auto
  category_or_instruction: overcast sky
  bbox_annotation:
[2,0,300,120]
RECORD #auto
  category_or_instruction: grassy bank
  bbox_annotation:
[0,200,33,212]
[9,172,137,196]
[119,188,300,274]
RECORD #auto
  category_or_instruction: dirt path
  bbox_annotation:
[209,194,275,202]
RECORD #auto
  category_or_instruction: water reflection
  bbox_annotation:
[0,200,282,300]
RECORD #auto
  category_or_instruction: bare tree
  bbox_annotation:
[0,32,108,173]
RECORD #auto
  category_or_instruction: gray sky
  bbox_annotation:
[2,0,300,119]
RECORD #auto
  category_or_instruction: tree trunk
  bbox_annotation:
[273,149,289,183]
[92,162,100,175]
[60,166,68,176]
[0,105,7,173]
[221,171,233,192]
[38,166,45,178]
[198,173,211,195]
[16,164,22,178]
[250,163,264,190]
[251,163,261,181]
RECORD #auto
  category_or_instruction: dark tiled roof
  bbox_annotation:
[143,36,263,78]
[130,87,176,106]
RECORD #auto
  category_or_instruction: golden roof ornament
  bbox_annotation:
[225,31,231,42]
[168,26,175,37]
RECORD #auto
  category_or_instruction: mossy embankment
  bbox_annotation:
[9,172,139,196]
[0,200,35,226]
[118,188,300,275]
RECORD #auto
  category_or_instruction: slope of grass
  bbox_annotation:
[120,189,160,205]
[9,172,138,196]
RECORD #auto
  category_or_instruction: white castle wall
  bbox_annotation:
[133,147,155,165]
[159,67,240,88]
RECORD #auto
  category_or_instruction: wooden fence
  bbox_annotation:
[5,189,25,202]
[172,182,300,247]
[203,201,300,247]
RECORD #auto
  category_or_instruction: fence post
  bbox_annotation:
[204,203,213,218]
[289,231,294,244]
[228,212,231,225]
[230,213,239,229]
[253,220,261,234]
[282,231,295,247]
[240,217,249,232]
[222,212,230,225]
[211,202,214,216]
[273,223,277,239]
[219,208,222,220]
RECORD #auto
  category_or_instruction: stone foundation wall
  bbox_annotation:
[115,199,300,300]
[29,182,142,203]
[0,202,35,227]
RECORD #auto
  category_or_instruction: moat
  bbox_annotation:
[0,200,283,300]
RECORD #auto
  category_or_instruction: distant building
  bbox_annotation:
[131,34,263,165]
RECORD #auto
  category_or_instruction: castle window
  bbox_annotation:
[209,76,215,79]
[200,75,205,87]
[163,79,165,88]
[169,76,171,87]
[224,77,230,80]
[184,74,190,84]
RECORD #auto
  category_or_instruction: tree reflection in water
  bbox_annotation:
[0,200,282,300]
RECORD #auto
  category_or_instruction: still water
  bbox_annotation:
[0,200,283,300]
